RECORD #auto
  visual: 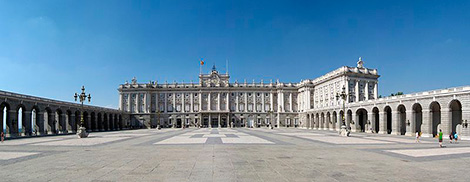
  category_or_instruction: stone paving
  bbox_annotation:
[1,128,470,181]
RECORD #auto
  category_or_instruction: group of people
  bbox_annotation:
[437,129,459,148]
[416,130,459,148]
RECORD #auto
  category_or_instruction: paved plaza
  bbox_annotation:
[1,128,470,182]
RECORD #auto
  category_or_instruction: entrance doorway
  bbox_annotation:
[211,117,218,128]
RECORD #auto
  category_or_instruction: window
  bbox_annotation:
[265,105,271,111]
[239,104,245,111]
[247,104,253,111]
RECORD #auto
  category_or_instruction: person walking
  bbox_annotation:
[454,132,458,143]
[1,131,4,143]
[438,129,443,148]
[415,131,420,143]
[449,132,454,143]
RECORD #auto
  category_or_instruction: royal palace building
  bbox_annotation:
[118,59,380,130]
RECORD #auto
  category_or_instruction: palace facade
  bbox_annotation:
[118,59,379,129]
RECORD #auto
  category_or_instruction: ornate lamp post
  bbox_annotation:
[74,86,91,138]
[336,86,351,137]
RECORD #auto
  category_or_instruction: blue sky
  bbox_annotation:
[0,0,469,109]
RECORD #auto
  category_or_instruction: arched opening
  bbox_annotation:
[372,107,379,133]
[384,106,392,134]
[397,105,406,135]
[119,115,122,130]
[356,108,367,132]
[332,111,337,130]
[315,113,319,129]
[104,114,108,130]
[31,107,39,135]
[110,114,115,130]
[55,109,62,134]
[326,112,331,129]
[347,110,352,129]
[320,113,325,129]
[430,102,441,137]
[449,100,462,134]
[74,110,80,132]
[44,108,52,134]
[83,111,89,130]
[98,113,103,131]
[66,110,72,133]
[90,112,96,131]
[339,110,345,126]
[0,103,8,135]
[412,103,422,134]
[17,106,25,136]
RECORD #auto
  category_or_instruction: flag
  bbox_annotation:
[200,59,204,65]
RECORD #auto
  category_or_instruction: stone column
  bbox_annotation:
[126,93,131,112]
[218,114,221,128]
[190,93,194,112]
[351,112,357,132]
[374,82,378,99]
[262,93,265,112]
[156,93,159,112]
[163,93,168,113]
[236,92,239,112]
[23,111,32,136]
[367,112,373,133]
[145,93,151,113]
[441,108,451,136]
[355,80,359,102]
[270,92,274,112]
[365,81,369,101]
[289,92,293,112]
[172,93,176,112]
[379,111,386,134]
[405,110,413,136]
[209,114,212,128]
[421,109,432,137]
[217,92,221,111]
[136,93,140,113]
[119,93,123,110]
[337,112,342,131]
[208,92,211,111]
[345,79,350,103]
[306,88,311,110]
[182,92,185,113]
[244,92,248,111]
[391,111,399,135]
[226,92,229,111]
[198,92,202,112]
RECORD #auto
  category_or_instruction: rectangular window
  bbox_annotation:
[239,104,245,111]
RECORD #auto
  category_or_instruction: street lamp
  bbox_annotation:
[336,86,351,137]
[74,86,91,138]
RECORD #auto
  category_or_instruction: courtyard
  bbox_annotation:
[0,128,469,182]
